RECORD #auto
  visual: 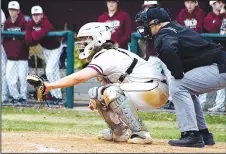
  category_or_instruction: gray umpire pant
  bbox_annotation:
[170,64,226,132]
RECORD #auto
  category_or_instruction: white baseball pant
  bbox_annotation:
[1,45,9,101]
[42,45,64,99]
[148,56,173,101]
[198,89,225,108]
[6,60,29,100]
[125,81,169,111]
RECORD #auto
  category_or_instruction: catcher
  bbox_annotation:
[27,22,170,144]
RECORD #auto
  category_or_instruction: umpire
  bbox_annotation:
[135,7,226,147]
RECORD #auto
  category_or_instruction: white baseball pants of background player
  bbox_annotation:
[42,44,64,99]
[198,89,225,112]
[1,45,9,102]
[6,60,29,100]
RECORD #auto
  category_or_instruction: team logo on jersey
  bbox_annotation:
[33,26,41,31]
[184,18,197,29]
[7,27,21,32]
[105,20,120,34]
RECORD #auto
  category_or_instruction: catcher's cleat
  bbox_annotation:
[98,128,132,142]
[98,129,113,141]
[127,131,152,144]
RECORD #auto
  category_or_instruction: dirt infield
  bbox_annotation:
[2,132,226,153]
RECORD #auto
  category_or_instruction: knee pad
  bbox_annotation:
[89,86,128,135]
[88,86,109,110]
[103,85,124,105]
[103,85,148,132]
[88,86,105,101]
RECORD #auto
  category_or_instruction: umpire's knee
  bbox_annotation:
[170,83,187,98]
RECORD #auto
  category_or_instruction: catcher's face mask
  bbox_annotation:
[74,36,94,60]
[135,7,171,40]
[135,9,153,40]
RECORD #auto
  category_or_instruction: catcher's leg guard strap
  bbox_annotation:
[98,108,128,136]
[88,86,127,135]
[103,85,148,132]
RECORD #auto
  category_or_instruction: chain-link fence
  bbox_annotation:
[1,31,74,108]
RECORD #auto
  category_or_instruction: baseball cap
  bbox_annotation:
[143,1,158,7]
[106,0,119,2]
[146,7,171,23]
[8,1,20,10]
[184,0,198,2]
[31,6,43,14]
[209,0,224,5]
[209,0,217,5]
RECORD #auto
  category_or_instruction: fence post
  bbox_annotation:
[66,31,75,108]
[130,32,141,54]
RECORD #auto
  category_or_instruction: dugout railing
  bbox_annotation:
[1,31,74,108]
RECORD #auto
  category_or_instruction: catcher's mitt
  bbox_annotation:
[26,75,47,103]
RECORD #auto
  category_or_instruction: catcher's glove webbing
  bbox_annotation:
[26,75,47,103]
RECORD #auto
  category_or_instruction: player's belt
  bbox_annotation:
[118,58,138,82]
[146,79,168,85]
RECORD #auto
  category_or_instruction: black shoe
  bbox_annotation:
[164,101,175,110]
[55,99,64,106]
[19,99,28,107]
[168,131,205,148]
[49,97,64,106]
[201,133,215,145]
[11,99,20,106]
[1,100,9,106]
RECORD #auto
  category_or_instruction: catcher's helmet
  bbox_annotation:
[76,22,111,60]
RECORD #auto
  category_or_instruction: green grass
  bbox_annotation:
[2,107,226,142]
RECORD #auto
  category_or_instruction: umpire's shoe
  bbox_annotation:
[201,133,215,145]
[182,131,215,146]
[168,131,205,148]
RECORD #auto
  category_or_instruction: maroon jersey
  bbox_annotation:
[204,12,226,50]
[25,14,60,49]
[176,6,205,33]
[203,12,226,33]
[3,12,29,60]
[98,9,132,49]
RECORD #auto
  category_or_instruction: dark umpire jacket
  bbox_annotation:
[154,21,226,79]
